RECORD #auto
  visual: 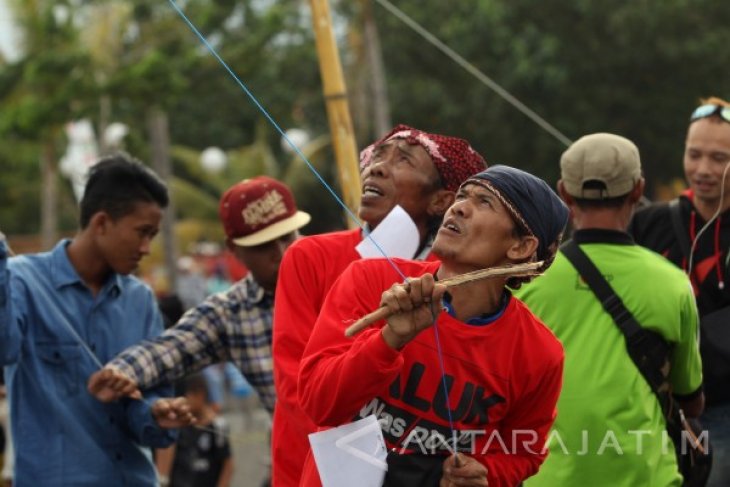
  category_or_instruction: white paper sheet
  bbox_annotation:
[309,415,388,487]
[356,205,419,259]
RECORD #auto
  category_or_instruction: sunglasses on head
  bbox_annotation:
[690,104,730,123]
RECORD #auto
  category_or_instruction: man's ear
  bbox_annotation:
[88,212,110,235]
[427,189,455,217]
[557,180,575,206]
[506,235,539,262]
[628,178,645,204]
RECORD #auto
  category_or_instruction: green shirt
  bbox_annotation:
[516,230,702,487]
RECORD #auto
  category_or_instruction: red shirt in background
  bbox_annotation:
[271,229,361,486]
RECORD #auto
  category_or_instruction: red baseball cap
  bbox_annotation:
[219,176,311,247]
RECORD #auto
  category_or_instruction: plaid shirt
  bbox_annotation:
[109,274,275,413]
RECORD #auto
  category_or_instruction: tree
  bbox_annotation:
[4,0,727,250]
[0,0,96,245]
[368,0,730,195]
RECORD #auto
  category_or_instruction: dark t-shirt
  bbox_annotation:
[629,192,730,403]
[170,418,231,487]
[629,193,730,316]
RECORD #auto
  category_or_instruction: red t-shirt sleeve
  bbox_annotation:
[298,260,404,426]
[479,344,564,486]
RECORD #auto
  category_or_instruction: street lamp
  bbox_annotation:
[200,146,227,174]
[281,128,310,155]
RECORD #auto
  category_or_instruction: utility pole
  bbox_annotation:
[147,107,178,293]
[361,0,391,136]
[308,0,362,218]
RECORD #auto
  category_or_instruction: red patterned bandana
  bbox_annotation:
[359,124,487,192]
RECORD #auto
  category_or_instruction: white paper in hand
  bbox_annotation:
[309,415,388,487]
[356,205,419,259]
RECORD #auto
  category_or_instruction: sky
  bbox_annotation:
[0,0,19,62]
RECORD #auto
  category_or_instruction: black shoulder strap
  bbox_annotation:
[561,240,643,339]
[561,240,670,395]
[669,198,692,259]
[560,241,700,466]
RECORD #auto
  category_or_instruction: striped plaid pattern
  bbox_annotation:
[109,274,276,413]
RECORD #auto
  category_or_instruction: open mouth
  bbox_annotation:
[442,219,461,234]
[362,184,384,197]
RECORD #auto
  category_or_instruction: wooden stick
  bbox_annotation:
[344,261,543,337]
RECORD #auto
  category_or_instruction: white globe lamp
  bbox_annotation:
[281,128,310,155]
[200,147,227,174]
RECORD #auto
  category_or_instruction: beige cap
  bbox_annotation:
[560,133,641,199]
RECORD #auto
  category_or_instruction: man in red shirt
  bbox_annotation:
[272,125,486,486]
[298,165,569,486]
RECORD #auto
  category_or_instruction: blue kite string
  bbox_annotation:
[431,302,458,456]
[166,0,407,282]
[167,0,461,450]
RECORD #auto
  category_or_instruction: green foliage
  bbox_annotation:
[0,138,42,234]
[281,134,346,234]
[0,1,98,235]
[165,0,326,152]
[2,0,729,240]
[370,0,730,193]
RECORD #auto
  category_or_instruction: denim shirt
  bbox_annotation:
[0,239,175,486]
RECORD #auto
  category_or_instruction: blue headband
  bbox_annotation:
[465,165,569,262]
